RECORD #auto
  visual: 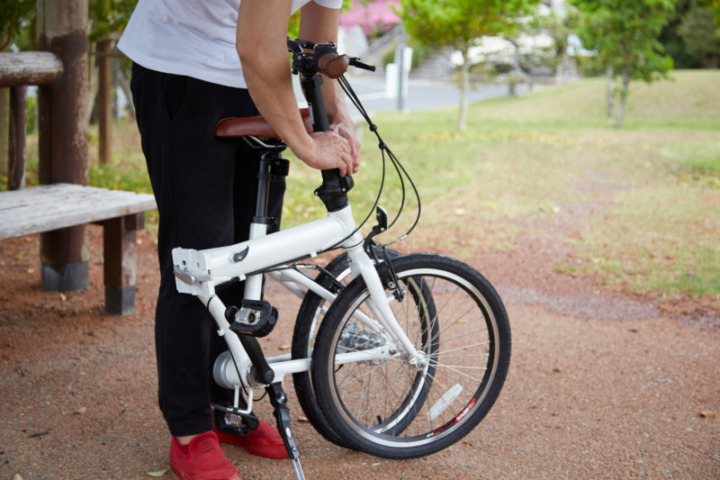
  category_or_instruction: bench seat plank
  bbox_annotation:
[0,183,156,240]
[0,184,157,315]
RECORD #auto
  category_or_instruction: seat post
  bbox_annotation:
[251,149,289,232]
[243,148,290,301]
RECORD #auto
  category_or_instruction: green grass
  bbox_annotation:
[354,69,720,303]
[11,69,720,306]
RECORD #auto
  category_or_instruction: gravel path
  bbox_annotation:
[1,173,718,479]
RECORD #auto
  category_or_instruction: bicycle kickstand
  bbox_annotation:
[267,382,306,480]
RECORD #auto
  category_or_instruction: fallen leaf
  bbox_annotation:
[60,293,67,302]
[298,416,309,422]
[146,468,169,477]
[278,344,291,351]
[12,474,25,480]
[699,411,716,419]
[74,406,87,415]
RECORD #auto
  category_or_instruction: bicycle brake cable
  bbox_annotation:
[338,74,422,247]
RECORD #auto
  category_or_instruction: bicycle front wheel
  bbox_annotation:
[311,253,511,459]
[292,249,401,448]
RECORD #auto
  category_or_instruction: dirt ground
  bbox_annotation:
[1,177,719,480]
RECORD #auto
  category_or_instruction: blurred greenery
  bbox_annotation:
[13,70,720,307]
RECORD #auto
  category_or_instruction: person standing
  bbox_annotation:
[118,1,360,479]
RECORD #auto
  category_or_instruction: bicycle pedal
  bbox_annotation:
[226,300,278,337]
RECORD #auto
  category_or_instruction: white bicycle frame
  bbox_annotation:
[172,201,423,414]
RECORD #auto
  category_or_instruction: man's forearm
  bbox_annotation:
[237,0,314,157]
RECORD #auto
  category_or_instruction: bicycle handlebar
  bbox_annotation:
[317,53,350,79]
[287,38,376,79]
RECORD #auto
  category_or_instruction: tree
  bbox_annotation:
[0,0,34,50]
[570,0,675,127]
[679,1,720,68]
[397,0,541,131]
[710,0,720,21]
[88,0,136,165]
[0,0,35,183]
[531,5,581,81]
[658,0,701,69]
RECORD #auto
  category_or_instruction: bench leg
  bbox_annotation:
[41,226,89,292]
[103,213,143,315]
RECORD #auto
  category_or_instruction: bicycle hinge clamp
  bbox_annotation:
[364,206,403,301]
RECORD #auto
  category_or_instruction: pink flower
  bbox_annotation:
[340,0,401,35]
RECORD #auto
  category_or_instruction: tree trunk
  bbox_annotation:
[614,70,630,128]
[97,38,112,165]
[606,66,614,118]
[115,65,135,119]
[457,48,469,132]
[508,38,521,97]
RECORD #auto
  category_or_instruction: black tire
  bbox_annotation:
[291,252,354,447]
[292,249,401,448]
[311,253,511,459]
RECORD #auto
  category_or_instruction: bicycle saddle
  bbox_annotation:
[214,108,313,139]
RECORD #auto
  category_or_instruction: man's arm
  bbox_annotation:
[236,0,355,175]
[300,3,361,166]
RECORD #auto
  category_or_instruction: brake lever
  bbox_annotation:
[349,57,376,72]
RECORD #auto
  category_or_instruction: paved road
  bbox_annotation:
[294,74,530,115]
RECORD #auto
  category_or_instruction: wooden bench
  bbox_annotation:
[0,183,157,315]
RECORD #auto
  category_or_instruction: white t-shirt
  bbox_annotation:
[118,0,342,88]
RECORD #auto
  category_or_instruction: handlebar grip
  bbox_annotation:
[317,53,350,79]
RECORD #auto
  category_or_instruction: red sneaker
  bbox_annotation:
[170,431,242,480]
[215,419,289,459]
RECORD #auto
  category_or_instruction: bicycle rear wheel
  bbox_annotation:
[311,253,511,459]
[292,252,354,448]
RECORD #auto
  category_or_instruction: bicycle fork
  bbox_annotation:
[344,240,424,365]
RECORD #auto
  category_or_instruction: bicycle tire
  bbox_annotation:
[291,252,354,447]
[292,249,402,448]
[311,253,511,459]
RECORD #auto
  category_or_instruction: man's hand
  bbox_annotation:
[238,0,359,177]
[331,121,360,174]
[297,131,355,177]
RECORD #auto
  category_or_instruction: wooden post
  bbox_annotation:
[97,38,112,165]
[8,85,27,190]
[0,88,7,181]
[0,52,64,191]
[36,0,90,292]
[0,52,64,87]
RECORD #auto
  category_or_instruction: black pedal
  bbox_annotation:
[226,300,278,337]
[213,404,259,436]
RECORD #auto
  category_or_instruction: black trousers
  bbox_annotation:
[130,63,284,437]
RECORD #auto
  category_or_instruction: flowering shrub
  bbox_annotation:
[340,0,401,36]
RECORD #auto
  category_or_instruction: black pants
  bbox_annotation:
[130,63,284,437]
